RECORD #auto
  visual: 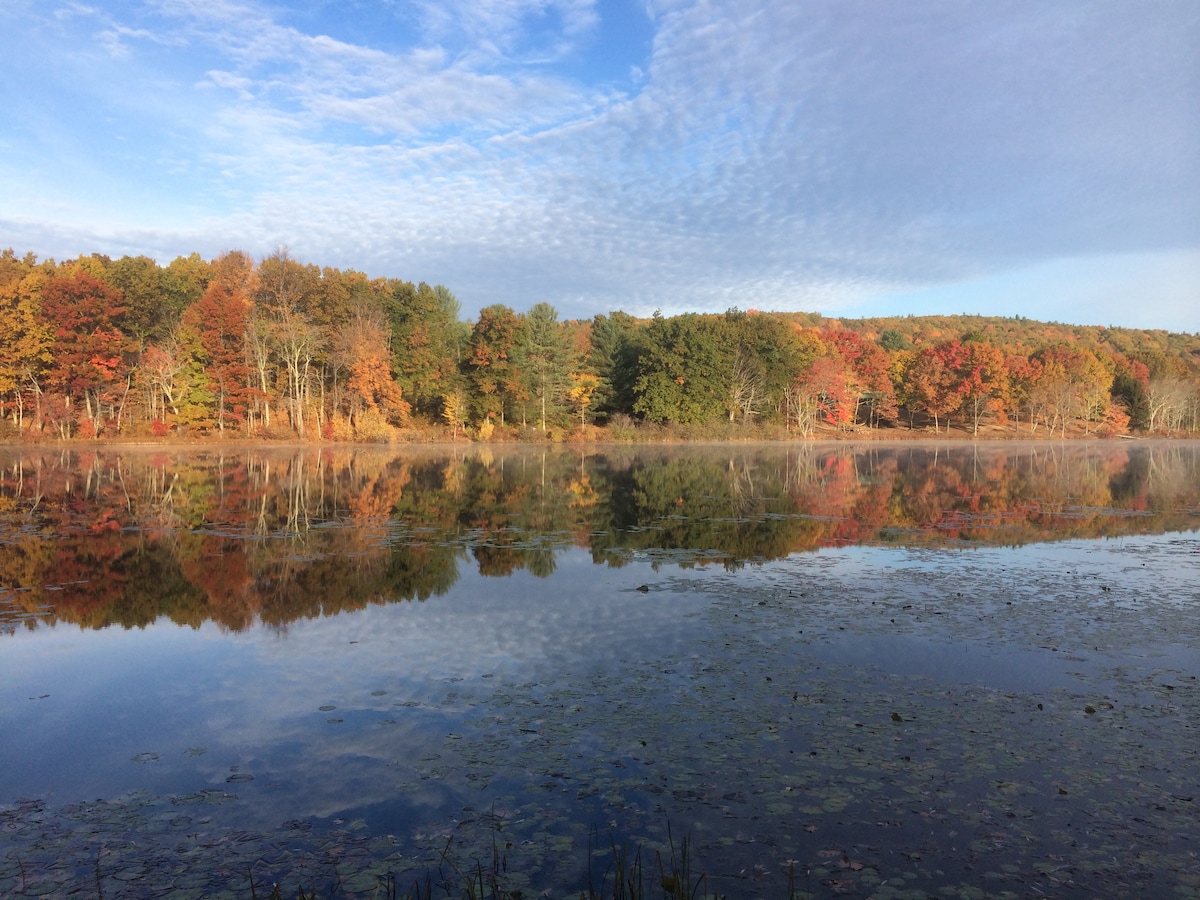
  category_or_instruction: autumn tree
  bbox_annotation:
[957,341,1008,435]
[1001,354,1039,431]
[466,304,524,426]
[1028,346,1112,436]
[795,355,857,430]
[333,298,410,435]
[0,253,51,432]
[1075,350,1114,432]
[40,269,136,438]
[822,329,896,426]
[441,390,467,441]
[567,372,601,428]
[181,252,258,435]
[888,350,919,429]
[903,340,967,432]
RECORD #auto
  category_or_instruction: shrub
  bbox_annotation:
[354,408,399,443]
[607,413,639,442]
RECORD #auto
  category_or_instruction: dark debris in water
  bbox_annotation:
[0,793,416,899]
[2,536,1199,898]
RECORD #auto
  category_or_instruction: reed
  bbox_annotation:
[245,824,726,900]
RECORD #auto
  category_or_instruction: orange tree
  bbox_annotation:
[181,253,259,435]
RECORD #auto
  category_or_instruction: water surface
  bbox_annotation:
[1,442,1198,897]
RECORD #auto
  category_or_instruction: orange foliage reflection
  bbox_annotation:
[1,443,1197,632]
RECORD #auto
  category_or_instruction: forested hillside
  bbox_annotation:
[2,248,1198,441]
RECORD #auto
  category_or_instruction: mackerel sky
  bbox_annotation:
[2,0,1197,330]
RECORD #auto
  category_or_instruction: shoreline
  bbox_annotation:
[1,429,1196,451]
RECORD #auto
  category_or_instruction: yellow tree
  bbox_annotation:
[1029,345,1112,436]
[567,372,600,428]
[0,259,51,432]
[441,390,467,441]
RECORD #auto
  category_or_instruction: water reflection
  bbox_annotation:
[1,442,1197,632]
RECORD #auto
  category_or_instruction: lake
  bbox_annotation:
[1,442,1198,899]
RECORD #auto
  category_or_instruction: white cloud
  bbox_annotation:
[414,0,600,63]
[2,0,1197,327]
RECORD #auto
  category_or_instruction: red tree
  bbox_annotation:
[182,253,258,434]
[40,271,135,437]
[904,340,967,432]
[798,355,857,429]
[822,329,896,425]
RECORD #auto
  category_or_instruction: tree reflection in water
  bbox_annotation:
[1,442,1197,633]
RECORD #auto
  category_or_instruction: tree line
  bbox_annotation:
[2,247,1199,441]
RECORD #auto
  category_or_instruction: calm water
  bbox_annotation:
[1,442,1198,898]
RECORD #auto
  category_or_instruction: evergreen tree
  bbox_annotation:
[590,311,644,419]
[518,302,574,430]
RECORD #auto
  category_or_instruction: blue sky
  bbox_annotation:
[2,0,1197,330]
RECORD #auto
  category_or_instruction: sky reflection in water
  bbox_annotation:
[0,443,1198,897]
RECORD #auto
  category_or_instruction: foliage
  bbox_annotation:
[589,311,645,419]
[388,280,467,415]
[180,253,260,435]
[40,269,135,437]
[519,302,575,430]
[797,356,856,429]
[634,313,734,425]
[442,390,468,441]
[2,245,1199,441]
[568,372,601,427]
[0,256,52,432]
[335,299,410,430]
[466,304,525,426]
